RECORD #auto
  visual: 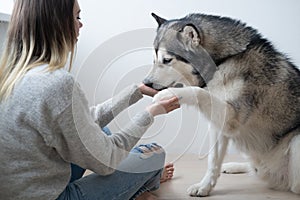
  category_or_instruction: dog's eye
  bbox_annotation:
[163,58,173,64]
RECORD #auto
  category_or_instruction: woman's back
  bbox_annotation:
[0,65,75,200]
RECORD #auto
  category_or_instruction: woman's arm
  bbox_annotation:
[89,84,143,128]
[89,84,159,128]
[52,83,154,175]
[51,83,179,175]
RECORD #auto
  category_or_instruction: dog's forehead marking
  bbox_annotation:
[154,21,180,49]
[154,21,185,61]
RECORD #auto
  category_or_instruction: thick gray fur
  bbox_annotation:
[145,13,300,196]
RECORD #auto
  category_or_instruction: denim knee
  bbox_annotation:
[117,143,166,174]
[133,143,166,160]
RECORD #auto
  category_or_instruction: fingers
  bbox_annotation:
[146,100,180,116]
[161,97,180,113]
[146,93,180,116]
[166,101,180,113]
[167,96,179,104]
[138,83,158,97]
[158,96,179,105]
[165,96,180,109]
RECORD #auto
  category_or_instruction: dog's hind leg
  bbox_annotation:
[289,135,300,194]
[187,134,229,197]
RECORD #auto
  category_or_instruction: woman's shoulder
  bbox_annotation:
[24,65,75,95]
[20,65,81,111]
[28,64,74,82]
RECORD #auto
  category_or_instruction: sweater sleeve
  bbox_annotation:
[89,84,143,128]
[51,82,154,175]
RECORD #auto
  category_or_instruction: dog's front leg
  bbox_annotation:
[187,134,229,197]
[154,87,232,196]
[153,87,236,132]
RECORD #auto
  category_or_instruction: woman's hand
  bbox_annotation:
[146,96,180,116]
[138,83,158,97]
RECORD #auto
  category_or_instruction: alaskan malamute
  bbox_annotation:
[143,13,300,196]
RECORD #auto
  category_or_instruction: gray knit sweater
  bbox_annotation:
[0,65,154,200]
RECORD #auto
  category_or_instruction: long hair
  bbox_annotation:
[0,0,76,101]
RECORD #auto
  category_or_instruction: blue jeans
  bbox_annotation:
[56,127,165,200]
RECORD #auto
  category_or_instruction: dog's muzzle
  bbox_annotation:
[143,79,184,91]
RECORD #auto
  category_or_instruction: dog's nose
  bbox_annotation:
[144,82,153,88]
[143,79,154,89]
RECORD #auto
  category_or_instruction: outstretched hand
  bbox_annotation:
[146,96,180,116]
[138,83,158,97]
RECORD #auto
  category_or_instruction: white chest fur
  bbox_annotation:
[207,69,244,102]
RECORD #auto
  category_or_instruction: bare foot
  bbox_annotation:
[135,164,174,199]
[160,163,174,183]
[135,191,158,200]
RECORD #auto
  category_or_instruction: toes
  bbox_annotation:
[160,163,175,183]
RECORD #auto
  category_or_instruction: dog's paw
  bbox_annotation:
[153,88,180,103]
[187,183,212,197]
[222,162,249,174]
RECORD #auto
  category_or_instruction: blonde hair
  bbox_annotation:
[0,0,77,101]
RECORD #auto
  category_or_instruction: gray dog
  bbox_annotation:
[143,13,300,196]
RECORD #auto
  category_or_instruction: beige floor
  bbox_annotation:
[153,154,300,200]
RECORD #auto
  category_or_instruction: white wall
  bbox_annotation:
[0,21,8,54]
[1,0,300,157]
[0,12,10,59]
[0,0,13,14]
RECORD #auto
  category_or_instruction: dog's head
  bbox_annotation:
[143,13,217,90]
[143,45,204,90]
[143,13,255,90]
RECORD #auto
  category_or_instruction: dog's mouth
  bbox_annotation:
[146,81,184,91]
[173,83,184,88]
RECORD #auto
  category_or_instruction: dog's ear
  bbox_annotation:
[181,24,202,47]
[151,13,167,27]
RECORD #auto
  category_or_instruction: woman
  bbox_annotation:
[0,0,179,199]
